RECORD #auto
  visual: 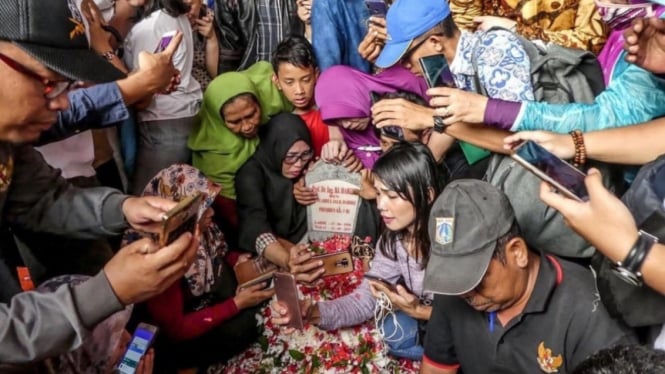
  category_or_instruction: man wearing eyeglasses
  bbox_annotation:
[0,0,200,363]
[369,0,534,171]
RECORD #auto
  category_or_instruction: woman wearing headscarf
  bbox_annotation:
[235,113,314,276]
[188,61,292,231]
[315,65,428,169]
[236,113,380,280]
[123,164,273,371]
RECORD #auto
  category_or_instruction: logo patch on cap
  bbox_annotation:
[435,217,454,245]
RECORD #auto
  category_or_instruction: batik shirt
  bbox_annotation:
[451,29,535,102]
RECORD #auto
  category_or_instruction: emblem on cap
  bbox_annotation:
[537,341,563,373]
[434,217,453,245]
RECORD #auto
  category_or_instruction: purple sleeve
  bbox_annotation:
[317,237,402,330]
[317,280,376,330]
[483,99,523,131]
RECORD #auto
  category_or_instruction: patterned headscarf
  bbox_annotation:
[122,164,227,296]
[37,275,133,373]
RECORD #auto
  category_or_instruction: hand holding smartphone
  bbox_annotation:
[419,54,456,89]
[273,272,304,330]
[117,323,158,374]
[511,140,589,201]
[159,192,203,247]
[365,0,388,17]
[364,274,399,293]
[306,251,354,276]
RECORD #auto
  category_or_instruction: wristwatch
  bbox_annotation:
[433,116,446,133]
[611,230,658,287]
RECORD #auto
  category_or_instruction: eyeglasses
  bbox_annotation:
[400,33,443,64]
[0,53,75,99]
[283,149,314,165]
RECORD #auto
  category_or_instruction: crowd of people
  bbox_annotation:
[1,0,665,372]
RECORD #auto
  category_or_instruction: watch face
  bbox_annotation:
[611,266,643,287]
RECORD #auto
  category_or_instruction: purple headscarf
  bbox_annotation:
[315,65,428,169]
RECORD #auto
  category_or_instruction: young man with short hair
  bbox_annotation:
[271,36,328,157]
[421,180,633,373]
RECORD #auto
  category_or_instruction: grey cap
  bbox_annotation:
[424,180,515,295]
[0,0,124,83]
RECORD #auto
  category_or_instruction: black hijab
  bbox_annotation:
[236,113,313,251]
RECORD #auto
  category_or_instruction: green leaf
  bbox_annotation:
[312,355,321,369]
[289,349,306,361]
[258,336,269,352]
[361,365,370,374]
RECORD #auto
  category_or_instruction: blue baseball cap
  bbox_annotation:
[375,0,451,68]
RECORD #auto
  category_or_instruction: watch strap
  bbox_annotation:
[613,230,657,286]
[433,116,446,133]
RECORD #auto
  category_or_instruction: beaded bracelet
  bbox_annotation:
[569,130,586,168]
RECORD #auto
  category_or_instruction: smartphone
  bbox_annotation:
[159,192,203,247]
[365,0,387,17]
[419,54,456,89]
[117,323,158,374]
[511,140,589,202]
[154,30,176,53]
[234,256,278,289]
[364,274,398,292]
[273,272,304,330]
[308,251,354,276]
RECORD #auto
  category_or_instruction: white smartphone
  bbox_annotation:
[117,323,159,374]
[154,30,177,53]
[511,140,589,202]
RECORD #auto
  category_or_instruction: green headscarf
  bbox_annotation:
[188,61,293,199]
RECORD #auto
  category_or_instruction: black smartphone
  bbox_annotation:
[370,91,404,140]
[364,274,399,292]
[418,54,456,89]
[117,323,158,374]
[365,0,387,17]
[511,140,589,202]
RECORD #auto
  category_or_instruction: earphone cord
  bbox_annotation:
[374,291,405,347]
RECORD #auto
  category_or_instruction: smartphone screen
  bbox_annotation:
[273,272,304,330]
[511,141,589,201]
[117,323,158,374]
[154,31,176,53]
[365,0,387,17]
[418,55,456,89]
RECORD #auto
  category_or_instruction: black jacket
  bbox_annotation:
[214,0,304,72]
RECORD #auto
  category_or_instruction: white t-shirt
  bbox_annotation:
[124,10,202,122]
[36,132,96,179]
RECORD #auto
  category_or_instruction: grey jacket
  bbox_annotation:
[0,143,128,363]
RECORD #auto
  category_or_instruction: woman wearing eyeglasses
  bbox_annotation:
[235,113,327,282]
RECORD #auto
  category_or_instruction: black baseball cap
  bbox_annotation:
[424,180,516,295]
[0,0,125,83]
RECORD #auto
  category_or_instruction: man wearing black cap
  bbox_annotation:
[0,0,199,362]
[421,180,633,374]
